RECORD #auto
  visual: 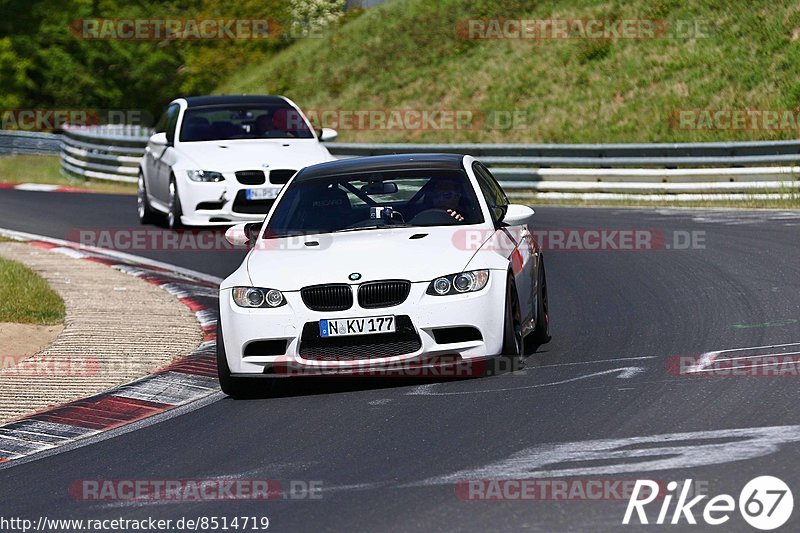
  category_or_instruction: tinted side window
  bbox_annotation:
[154,108,170,133]
[164,104,180,143]
[473,162,508,223]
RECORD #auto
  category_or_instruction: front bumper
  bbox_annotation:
[219,274,507,375]
[178,171,284,226]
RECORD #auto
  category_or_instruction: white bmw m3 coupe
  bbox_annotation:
[138,95,337,228]
[217,154,551,396]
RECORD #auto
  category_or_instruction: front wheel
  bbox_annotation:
[501,277,523,357]
[166,177,183,230]
[530,258,551,346]
[137,172,157,224]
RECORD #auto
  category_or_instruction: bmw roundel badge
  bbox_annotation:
[349,273,362,281]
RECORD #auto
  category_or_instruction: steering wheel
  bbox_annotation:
[409,209,459,225]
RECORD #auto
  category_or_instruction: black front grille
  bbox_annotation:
[299,315,421,360]
[236,170,266,185]
[301,284,353,311]
[268,169,296,184]
[232,190,274,214]
[358,280,411,309]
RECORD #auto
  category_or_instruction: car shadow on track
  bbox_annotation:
[222,351,552,400]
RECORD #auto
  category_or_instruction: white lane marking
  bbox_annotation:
[528,355,657,369]
[421,425,800,483]
[688,342,800,373]
[112,372,219,405]
[691,359,800,374]
[0,227,223,285]
[51,246,87,259]
[406,367,645,396]
[692,350,800,369]
[13,183,61,192]
[368,399,392,405]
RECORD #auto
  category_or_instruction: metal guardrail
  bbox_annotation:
[326,142,800,194]
[59,125,150,183]
[2,128,799,195]
[0,130,62,156]
[326,140,800,165]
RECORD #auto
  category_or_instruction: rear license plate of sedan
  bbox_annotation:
[320,316,395,337]
[246,188,279,200]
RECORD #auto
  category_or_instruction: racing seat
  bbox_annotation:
[211,121,239,139]
[182,116,212,141]
[299,184,353,231]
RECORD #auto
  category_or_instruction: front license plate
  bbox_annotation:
[320,316,395,337]
[246,188,278,200]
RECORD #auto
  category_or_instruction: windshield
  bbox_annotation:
[179,104,315,142]
[264,170,484,238]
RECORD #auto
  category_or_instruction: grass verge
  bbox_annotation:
[0,155,136,195]
[514,197,800,209]
[220,0,800,145]
[0,255,65,325]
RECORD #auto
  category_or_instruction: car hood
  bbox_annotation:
[176,139,334,172]
[246,226,488,291]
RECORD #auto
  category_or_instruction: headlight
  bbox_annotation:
[232,287,286,308]
[186,170,225,182]
[427,270,489,296]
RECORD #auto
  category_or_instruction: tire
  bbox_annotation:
[530,258,551,346]
[216,320,250,398]
[166,177,183,230]
[137,171,157,225]
[501,277,523,357]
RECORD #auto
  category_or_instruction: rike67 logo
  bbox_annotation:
[623,476,793,530]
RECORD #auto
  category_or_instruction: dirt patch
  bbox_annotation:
[0,322,63,366]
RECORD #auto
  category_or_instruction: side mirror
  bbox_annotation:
[225,222,262,247]
[225,224,249,246]
[319,128,338,142]
[500,204,535,227]
[150,132,168,145]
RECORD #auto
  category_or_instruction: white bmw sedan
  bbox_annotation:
[217,154,551,396]
[138,95,337,228]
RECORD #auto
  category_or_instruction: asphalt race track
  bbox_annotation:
[2,188,800,531]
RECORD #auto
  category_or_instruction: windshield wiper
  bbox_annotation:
[333,223,413,233]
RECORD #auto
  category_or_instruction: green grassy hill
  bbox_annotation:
[219,0,800,144]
